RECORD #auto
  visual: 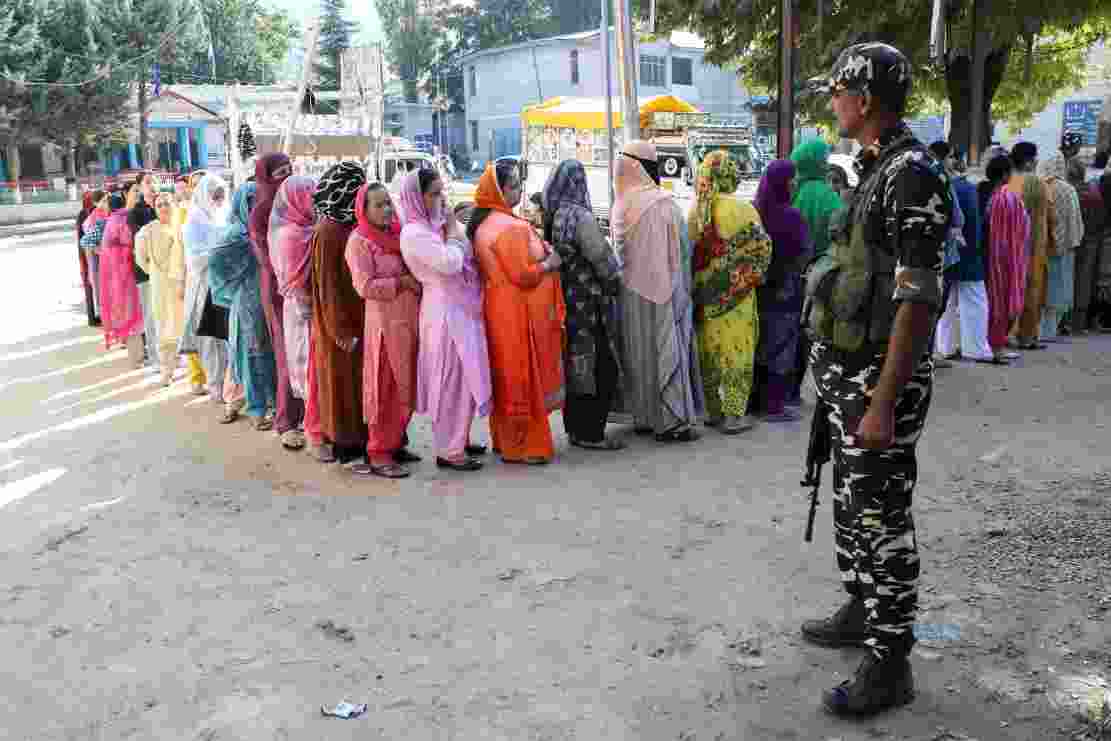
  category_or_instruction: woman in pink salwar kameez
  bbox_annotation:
[99,190,144,363]
[399,169,492,472]
[345,183,422,478]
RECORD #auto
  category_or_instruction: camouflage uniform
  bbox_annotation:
[809,121,950,661]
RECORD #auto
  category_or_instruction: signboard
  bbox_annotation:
[1062,99,1103,147]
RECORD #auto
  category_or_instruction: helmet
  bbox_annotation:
[1061,131,1083,153]
[824,42,912,113]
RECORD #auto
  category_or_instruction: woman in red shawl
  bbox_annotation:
[100,188,145,364]
[249,153,304,449]
[983,154,1031,360]
[345,183,422,478]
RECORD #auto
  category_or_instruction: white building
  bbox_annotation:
[460,30,750,162]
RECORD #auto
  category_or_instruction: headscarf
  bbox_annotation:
[398,169,446,230]
[270,176,318,296]
[183,173,229,259]
[1038,153,1068,182]
[210,182,271,364]
[1039,153,1085,253]
[354,183,402,254]
[755,159,809,282]
[222,181,256,246]
[542,159,592,247]
[613,140,670,242]
[689,149,741,241]
[313,161,366,224]
[790,138,844,260]
[248,153,292,262]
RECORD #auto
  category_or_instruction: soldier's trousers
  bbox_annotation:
[810,341,933,660]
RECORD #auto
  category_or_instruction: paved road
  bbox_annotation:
[1,228,1109,740]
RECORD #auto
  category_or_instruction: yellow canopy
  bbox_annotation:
[521,95,699,131]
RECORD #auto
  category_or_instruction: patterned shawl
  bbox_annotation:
[270,175,318,297]
[688,150,772,321]
[183,173,229,259]
[1039,154,1085,253]
[313,161,366,225]
[543,159,593,248]
[989,187,1030,320]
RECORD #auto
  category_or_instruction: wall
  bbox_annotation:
[465,32,750,162]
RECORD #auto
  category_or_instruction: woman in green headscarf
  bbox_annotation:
[789,138,844,404]
[688,150,773,435]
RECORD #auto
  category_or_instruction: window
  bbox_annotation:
[640,54,666,87]
[470,121,479,151]
[570,49,580,85]
[672,57,693,86]
[469,66,476,97]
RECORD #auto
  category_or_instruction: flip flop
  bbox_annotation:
[351,462,410,479]
[436,456,483,472]
[569,437,627,451]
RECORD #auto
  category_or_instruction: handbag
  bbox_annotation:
[196,288,229,341]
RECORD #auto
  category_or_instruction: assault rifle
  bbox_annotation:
[801,399,831,543]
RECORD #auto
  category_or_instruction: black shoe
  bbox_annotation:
[822,652,915,717]
[435,456,483,472]
[464,444,488,456]
[801,598,868,648]
[393,448,423,464]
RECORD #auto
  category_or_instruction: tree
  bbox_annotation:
[1,0,137,195]
[167,0,299,86]
[377,0,439,102]
[100,0,206,165]
[654,0,1111,155]
[316,0,359,112]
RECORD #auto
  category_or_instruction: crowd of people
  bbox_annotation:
[72,131,1111,479]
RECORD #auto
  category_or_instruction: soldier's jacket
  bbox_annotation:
[806,123,951,352]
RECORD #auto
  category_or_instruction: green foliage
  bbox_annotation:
[377,0,438,102]
[317,0,359,108]
[655,0,1111,131]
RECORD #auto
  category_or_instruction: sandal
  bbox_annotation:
[654,427,700,443]
[219,407,239,424]
[569,437,626,451]
[393,448,423,464]
[281,429,306,450]
[720,416,755,435]
[351,462,410,479]
[254,415,274,432]
[436,456,483,472]
[464,444,488,456]
[309,443,336,463]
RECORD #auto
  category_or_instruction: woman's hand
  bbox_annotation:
[337,336,360,353]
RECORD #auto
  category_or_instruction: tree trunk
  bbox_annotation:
[6,143,22,205]
[137,79,148,168]
[946,46,1010,161]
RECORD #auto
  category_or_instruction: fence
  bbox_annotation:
[0,170,180,205]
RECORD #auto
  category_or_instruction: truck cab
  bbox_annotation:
[682,126,760,187]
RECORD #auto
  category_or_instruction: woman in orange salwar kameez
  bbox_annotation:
[345,183,422,479]
[470,161,566,465]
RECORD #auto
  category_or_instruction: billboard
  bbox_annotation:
[1062,99,1103,147]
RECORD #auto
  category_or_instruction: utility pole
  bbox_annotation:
[614,0,639,142]
[777,0,795,159]
[601,0,615,210]
[284,20,322,157]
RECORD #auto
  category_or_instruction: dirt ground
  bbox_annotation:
[1,228,1109,740]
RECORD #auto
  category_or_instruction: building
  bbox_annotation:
[460,29,750,162]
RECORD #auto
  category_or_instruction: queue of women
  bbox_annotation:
[74,134,1110,479]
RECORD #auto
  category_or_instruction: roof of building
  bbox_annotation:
[461,29,706,63]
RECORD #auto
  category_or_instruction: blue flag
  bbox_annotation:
[152,63,161,96]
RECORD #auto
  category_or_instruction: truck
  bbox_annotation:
[681,124,762,186]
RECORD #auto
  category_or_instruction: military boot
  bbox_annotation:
[801,598,867,647]
[822,651,915,716]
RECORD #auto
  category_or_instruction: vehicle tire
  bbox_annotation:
[661,156,681,178]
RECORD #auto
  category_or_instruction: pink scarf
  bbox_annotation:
[99,210,143,347]
[398,170,446,230]
[613,145,676,304]
[270,176,318,297]
[989,187,1031,320]
[354,183,402,253]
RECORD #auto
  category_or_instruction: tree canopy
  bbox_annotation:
[316,0,359,111]
[655,0,1111,150]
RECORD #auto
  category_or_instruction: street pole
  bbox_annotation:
[601,0,615,210]
[614,0,639,143]
[284,20,321,157]
[375,42,386,181]
[777,0,794,159]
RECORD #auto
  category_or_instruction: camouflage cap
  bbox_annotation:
[820,42,912,111]
[1061,131,1083,152]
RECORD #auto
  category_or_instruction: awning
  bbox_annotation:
[521,94,699,131]
[254,133,373,158]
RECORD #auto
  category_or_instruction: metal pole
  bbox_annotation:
[614,0,639,142]
[777,0,794,159]
[601,0,615,210]
[283,20,321,156]
[375,42,386,181]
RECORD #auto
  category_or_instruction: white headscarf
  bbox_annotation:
[183,173,229,259]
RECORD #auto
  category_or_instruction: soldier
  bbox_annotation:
[801,43,951,716]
